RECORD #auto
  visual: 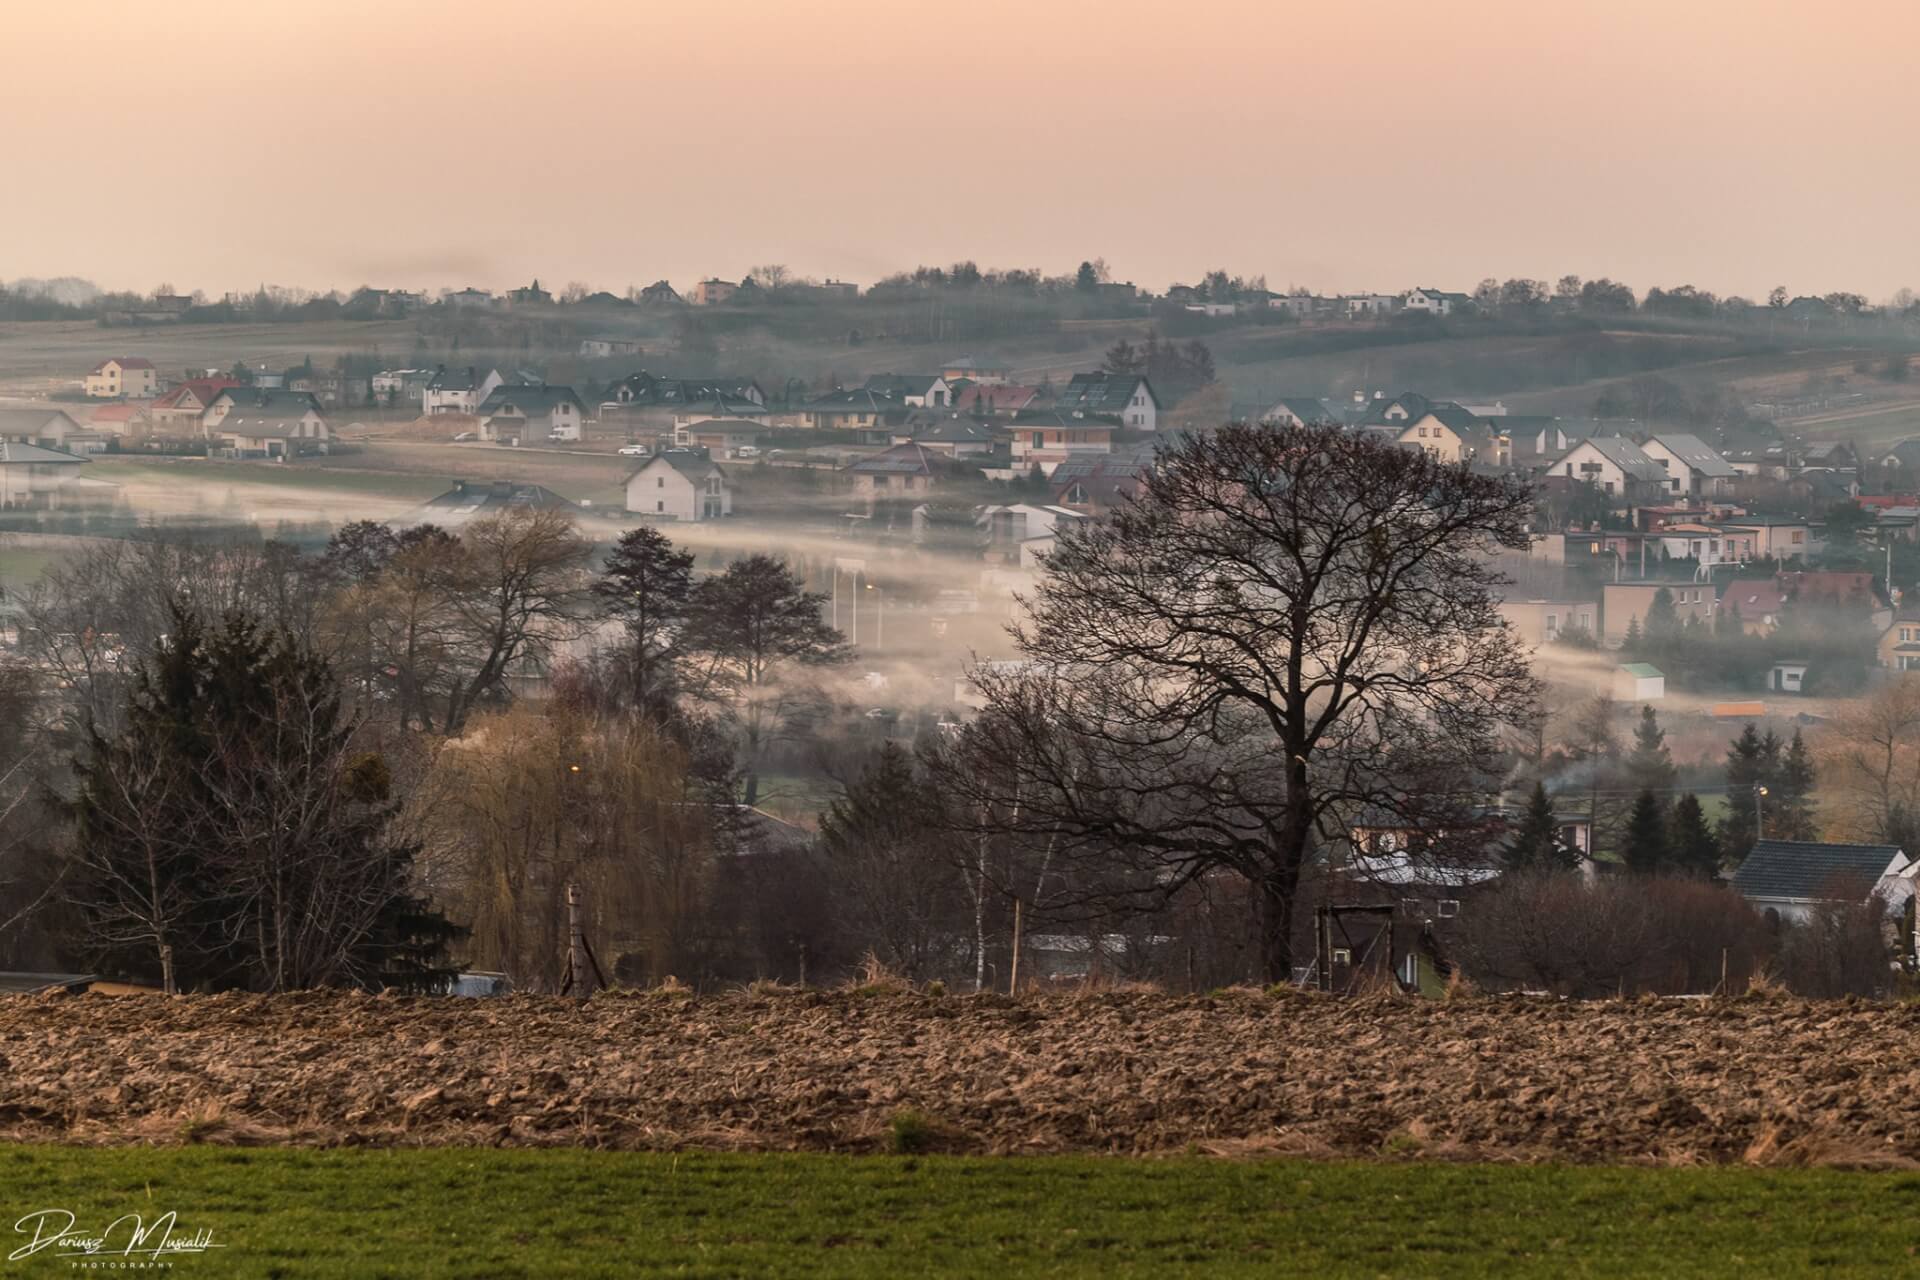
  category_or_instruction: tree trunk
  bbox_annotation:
[1257,870,1296,986]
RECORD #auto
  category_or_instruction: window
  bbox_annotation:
[1331,948,1352,965]
[656,500,664,512]
[1032,433,1043,448]
[657,477,664,488]
[1437,899,1461,919]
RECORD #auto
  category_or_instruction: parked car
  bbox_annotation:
[734,445,762,459]
[617,444,649,456]
[452,431,477,442]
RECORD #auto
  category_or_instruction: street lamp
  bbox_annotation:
[1756,784,1769,838]
[865,582,883,650]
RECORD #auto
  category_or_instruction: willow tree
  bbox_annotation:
[935,422,1537,983]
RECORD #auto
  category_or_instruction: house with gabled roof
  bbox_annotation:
[149,377,241,433]
[800,388,911,433]
[846,441,938,497]
[1640,433,1738,498]
[408,479,584,527]
[1056,372,1159,430]
[940,356,1012,385]
[1731,840,1910,923]
[202,390,330,457]
[891,415,999,459]
[83,357,158,399]
[625,448,731,521]
[953,383,1038,416]
[0,409,91,451]
[477,385,588,443]
[1397,406,1507,467]
[861,373,952,408]
[0,440,89,508]
[1258,396,1335,427]
[423,366,506,416]
[1401,287,1472,317]
[1009,408,1117,472]
[1552,436,1669,502]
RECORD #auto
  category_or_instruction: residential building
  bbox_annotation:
[940,357,1011,385]
[1342,294,1399,318]
[0,441,89,509]
[1397,407,1507,467]
[579,338,643,358]
[1880,609,1920,670]
[1054,372,1159,430]
[423,366,505,416]
[1640,434,1738,498]
[861,374,952,408]
[1552,437,1669,500]
[1713,515,1816,562]
[977,504,1088,563]
[1730,840,1909,923]
[1720,580,1788,634]
[846,442,939,497]
[1401,287,1471,317]
[146,377,239,434]
[625,449,731,521]
[83,357,158,399]
[691,279,738,306]
[1600,582,1716,646]
[1009,409,1117,472]
[446,287,495,307]
[505,280,553,306]
[370,369,435,405]
[1257,396,1335,427]
[799,388,910,433]
[952,383,1038,416]
[1498,598,1599,646]
[891,416,999,459]
[0,409,89,450]
[202,390,330,457]
[1050,451,1153,512]
[477,385,588,443]
[407,479,584,527]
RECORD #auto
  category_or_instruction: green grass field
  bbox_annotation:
[0,1146,1911,1278]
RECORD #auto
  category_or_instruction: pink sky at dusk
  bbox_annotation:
[3,0,1916,300]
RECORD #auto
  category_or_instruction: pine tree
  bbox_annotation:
[1719,723,1766,863]
[1621,615,1643,654]
[1625,705,1677,797]
[1773,727,1819,841]
[1624,788,1670,875]
[1670,793,1722,879]
[1505,781,1577,872]
[1644,587,1679,649]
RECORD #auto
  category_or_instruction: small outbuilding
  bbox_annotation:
[1612,662,1665,701]
[1730,839,1910,924]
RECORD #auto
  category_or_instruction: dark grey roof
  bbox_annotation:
[1057,372,1158,415]
[412,480,583,519]
[847,442,937,475]
[1562,435,1667,483]
[425,366,494,392]
[862,374,945,396]
[0,408,80,438]
[0,440,87,465]
[905,417,997,444]
[478,385,584,416]
[211,389,324,424]
[1010,409,1123,430]
[646,448,727,482]
[1647,434,1738,478]
[0,972,98,994]
[1731,840,1903,902]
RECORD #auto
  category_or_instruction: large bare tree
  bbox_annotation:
[934,422,1537,982]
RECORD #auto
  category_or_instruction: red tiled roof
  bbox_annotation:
[151,377,239,410]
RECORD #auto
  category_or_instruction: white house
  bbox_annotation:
[422,366,505,415]
[1401,288,1471,317]
[0,440,88,508]
[1055,372,1159,431]
[201,390,330,457]
[861,374,953,408]
[1553,437,1669,499]
[624,448,731,521]
[83,357,158,399]
[477,386,587,443]
[1641,434,1739,498]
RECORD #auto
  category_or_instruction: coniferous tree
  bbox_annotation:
[1623,788,1670,875]
[1773,727,1819,841]
[592,525,695,719]
[1621,616,1642,655]
[1719,722,1767,863]
[1670,792,1723,878]
[62,607,462,992]
[1625,705,1677,797]
[1504,781,1578,872]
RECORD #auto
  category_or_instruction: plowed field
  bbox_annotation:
[3,988,1914,1165]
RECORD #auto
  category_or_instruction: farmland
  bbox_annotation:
[0,1144,1911,1278]
[3,987,1918,1165]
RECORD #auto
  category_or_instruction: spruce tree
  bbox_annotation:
[1505,781,1577,872]
[1670,793,1723,879]
[1719,722,1766,864]
[1621,616,1643,654]
[1625,704,1677,797]
[1624,788,1670,875]
[1773,727,1819,841]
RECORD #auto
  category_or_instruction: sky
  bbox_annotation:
[4,0,1917,301]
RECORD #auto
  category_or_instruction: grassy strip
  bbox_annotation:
[0,1145,1913,1278]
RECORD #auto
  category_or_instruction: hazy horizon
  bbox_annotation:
[5,0,1917,301]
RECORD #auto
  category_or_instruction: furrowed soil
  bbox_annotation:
[2,988,1915,1165]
